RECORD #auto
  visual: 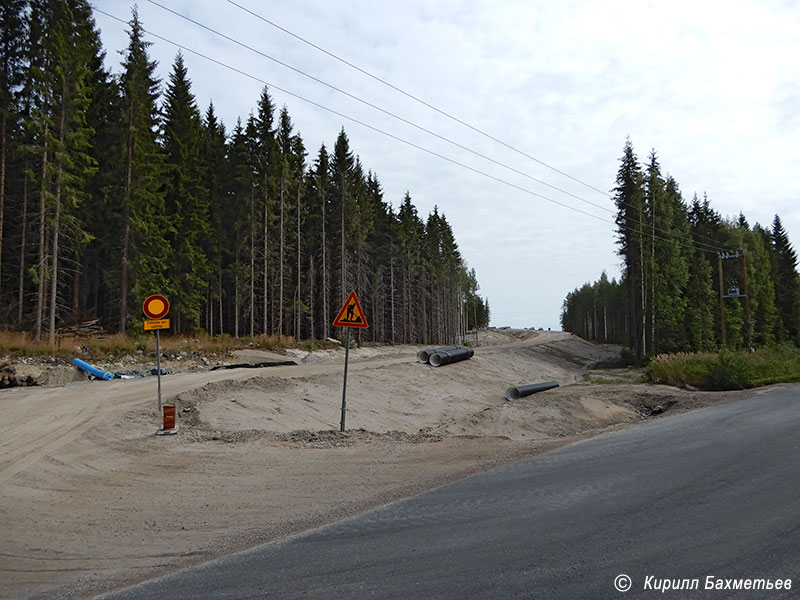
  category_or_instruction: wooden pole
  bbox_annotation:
[742,254,752,349]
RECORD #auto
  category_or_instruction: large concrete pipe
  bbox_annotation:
[429,347,474,367]
[505,381,559,401]
[416,345,461,364]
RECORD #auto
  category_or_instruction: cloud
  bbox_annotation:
[93,0,800,329]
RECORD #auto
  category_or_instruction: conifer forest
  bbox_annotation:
[0,1,491,344]
[561,139,800,359]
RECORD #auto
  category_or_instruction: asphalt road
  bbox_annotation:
[96,385,800,600]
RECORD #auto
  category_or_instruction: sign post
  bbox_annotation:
[143,295,170,414]
[332,291,368,432]
[340,328,351,432]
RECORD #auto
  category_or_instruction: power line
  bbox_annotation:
[206,1,731,255]
[145,0,616,221]
[223,0,612,199]
[142,1,731,255]
[91,6,729,257]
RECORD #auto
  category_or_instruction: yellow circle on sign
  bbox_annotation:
[149,299,165,314]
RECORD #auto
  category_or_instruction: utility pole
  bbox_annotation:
[741,253,752,350]
[718,250,751,349]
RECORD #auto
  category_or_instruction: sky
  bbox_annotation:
[91,0,800,330]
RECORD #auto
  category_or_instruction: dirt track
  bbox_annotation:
[0,330,755,599]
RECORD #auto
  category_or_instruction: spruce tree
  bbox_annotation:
[329,128,355,309]
[200,101,227,334]
[748,224,778,345]
[0,0,27,311]
[37,0,99,343]
[162,52,209,331]
[652,174,690,352]
[613,138,646,357]
[771,215,800,342]
[117,7,171,331]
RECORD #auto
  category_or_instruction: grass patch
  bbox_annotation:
[583,368,646,384]
[0,330,337,361]
[645,346,800,390]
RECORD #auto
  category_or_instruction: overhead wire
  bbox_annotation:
[92,6,730,257]
[222,0,612,198]
[219,0,734,255]
[145,0,617,220]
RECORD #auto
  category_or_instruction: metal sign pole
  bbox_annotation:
[340,327,351,432]
[156,329,162,412]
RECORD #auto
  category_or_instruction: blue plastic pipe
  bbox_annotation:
[72,358,114,380]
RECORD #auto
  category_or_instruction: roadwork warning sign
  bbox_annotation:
[333,290,368,328]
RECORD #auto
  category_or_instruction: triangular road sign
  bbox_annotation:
[333,290,369,328]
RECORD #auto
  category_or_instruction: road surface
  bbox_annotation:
[96,384,800,599]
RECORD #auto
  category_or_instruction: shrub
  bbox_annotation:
[646,346,800,390]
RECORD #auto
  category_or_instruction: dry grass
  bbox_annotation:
[0,330,339,360]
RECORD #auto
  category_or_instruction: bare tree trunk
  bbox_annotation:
[17,172,29,325]
[234,246,240,338]
[72,266,80,317]
[639,228,646,357]
[308,254,315,340]
[218,265,224,334]
[207,288,213,335]
[340,182,346,306]
[48,85,70,346]
[404,266,410,343]
[48,169,63,345]
[34,121,49,343]
[295,182,301,341]
[262,176,268,334]
[651,200,656,354]
[120,102,134,332]
[278,172,286,336]
[321,186,328,339]
[0,112,6,305]
[390,250,395,342]
[250,185,255,337]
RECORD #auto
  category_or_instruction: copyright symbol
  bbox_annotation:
[614,574,632,593]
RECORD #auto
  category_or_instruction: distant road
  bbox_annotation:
[97,385,800,599]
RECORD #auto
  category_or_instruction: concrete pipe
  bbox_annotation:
[430,347,474,367]
[505,381,559,401]
[416,345,461,364]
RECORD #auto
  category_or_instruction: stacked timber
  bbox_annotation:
[57,319,106,337]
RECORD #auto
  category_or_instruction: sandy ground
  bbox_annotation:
[0,330,758,599]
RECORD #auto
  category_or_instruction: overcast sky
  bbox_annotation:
[91,0,800,330]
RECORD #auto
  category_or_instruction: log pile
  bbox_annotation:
[57,319,106,337]
[0,362,38,389]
